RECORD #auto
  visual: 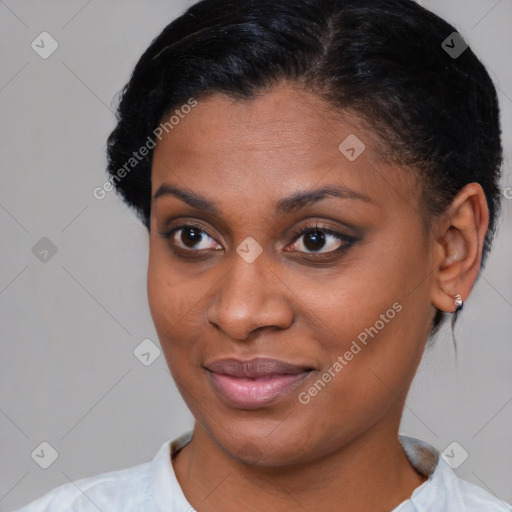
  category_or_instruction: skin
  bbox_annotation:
[147,83,489,512]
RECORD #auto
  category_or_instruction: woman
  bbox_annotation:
[15,0,510,510]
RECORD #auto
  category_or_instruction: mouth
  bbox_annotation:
[205,357,313,409]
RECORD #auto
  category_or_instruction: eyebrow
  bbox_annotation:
[152,183,372,216]
[152,183,221,214]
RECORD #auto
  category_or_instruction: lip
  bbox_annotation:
[205,357,312,409]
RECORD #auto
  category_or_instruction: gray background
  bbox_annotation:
[0,0,511,510]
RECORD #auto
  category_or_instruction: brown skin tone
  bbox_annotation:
[147,83,489,512]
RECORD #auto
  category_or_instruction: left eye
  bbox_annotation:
[286,226,354,254]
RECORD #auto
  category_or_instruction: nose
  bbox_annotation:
[206,250,294,341]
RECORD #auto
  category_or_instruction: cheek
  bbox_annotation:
[147,250,183,341]
[146,248,215,368]
[295,226,430,406]
[291,297,424,463]
[147,254,218,427]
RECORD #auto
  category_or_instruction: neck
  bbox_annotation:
[173,421,427,512]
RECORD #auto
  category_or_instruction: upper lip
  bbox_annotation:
[206,357,312,378]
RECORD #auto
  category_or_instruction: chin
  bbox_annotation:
[203,420,326,468]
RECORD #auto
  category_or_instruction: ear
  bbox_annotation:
[430,183,489,313]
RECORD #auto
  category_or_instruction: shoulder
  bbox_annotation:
[413,456,512,511]
[12,462,154,512]
[442,468,512,511]
[399,436,511,511]
[12,433,193,512]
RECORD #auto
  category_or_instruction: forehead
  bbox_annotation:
[156,84,362,154]
[151,83,420,212]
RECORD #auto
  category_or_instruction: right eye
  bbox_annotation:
[158,224,223,253]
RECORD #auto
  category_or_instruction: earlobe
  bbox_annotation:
[429,183,489,313]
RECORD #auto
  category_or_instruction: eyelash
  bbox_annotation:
[287,222,356,254]
[158,222,356,258]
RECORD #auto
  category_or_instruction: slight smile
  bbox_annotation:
[205,357,314,409]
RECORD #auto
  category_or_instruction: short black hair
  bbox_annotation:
[106,0,503,338]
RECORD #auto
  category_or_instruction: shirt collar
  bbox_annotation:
[399,434,439,478]
[149,432,444,511]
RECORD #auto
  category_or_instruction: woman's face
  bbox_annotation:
[148,83,437,466]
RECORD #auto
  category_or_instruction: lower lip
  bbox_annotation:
[209,372,310,409]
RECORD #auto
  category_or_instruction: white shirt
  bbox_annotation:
[13,432,511,511]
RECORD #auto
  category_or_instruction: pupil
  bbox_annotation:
[304,230,325,251]
[182,227,202,248]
